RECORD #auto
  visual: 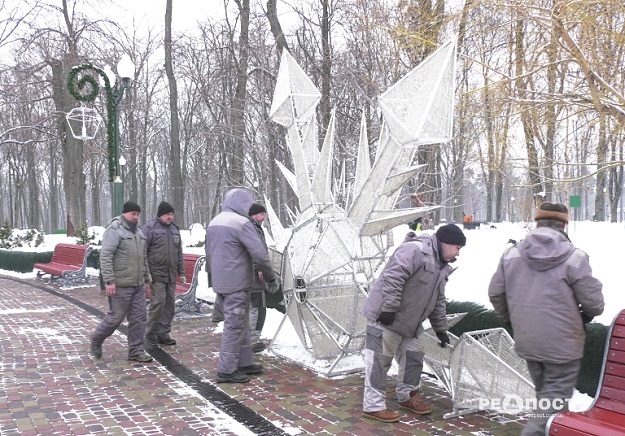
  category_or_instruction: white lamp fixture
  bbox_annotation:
[116,54,135,84]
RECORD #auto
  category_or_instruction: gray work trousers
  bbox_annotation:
[145,281,175,341]
[249,290,266,344]
[362,321,425,413]
[522,359,582,436]
[91,285,147,357]
[218,289,254,374]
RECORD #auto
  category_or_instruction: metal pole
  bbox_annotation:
[111,84,124,217]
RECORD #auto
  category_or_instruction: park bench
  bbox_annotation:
[174,253,206,314]
[34,243,92,289]
[547,309,625,435]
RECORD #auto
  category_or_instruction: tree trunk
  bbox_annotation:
[514,18,542,205]
[266,0,289,57]
[165,0,185,225]
[319,0,332,137]
[51,59,86,236]
[595,120,607,221]
[230,0,250,187]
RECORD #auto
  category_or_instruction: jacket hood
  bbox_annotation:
[222,188,254,217]
[106,215,129,229]
[517,227,575,271]
[404,231,442,262]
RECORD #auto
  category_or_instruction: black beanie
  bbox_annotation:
[122,201,141,214]
[249,203,267,216]
[436,223,466,246]
[157,201,175,217]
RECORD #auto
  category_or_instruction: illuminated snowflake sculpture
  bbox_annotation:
[266,41,457,376]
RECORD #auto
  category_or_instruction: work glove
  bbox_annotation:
[436,331,450,348]
[266,278,281,294]
[376,311,396,326]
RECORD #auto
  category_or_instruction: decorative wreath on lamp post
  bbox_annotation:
[67,65,117,182]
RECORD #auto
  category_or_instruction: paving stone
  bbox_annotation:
[0,276,528,435]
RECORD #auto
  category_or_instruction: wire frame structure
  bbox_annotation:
[267,41,457,376]
[420,326,535,418]
[65,106,102,140]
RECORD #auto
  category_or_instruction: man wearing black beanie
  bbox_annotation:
[248,203,270,353]
[143,201,185,348]
[90,200,153,362]
[360,223,465,423]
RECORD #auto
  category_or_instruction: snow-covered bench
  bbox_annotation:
[34,243,92,288]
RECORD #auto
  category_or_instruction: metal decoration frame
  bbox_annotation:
[266,41,457,376]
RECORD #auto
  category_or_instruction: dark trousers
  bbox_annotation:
[91,285,147,357]
[145,281,175,341]
[249,290,266,344]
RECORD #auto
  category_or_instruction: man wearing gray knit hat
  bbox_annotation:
[489,201,604,435]
[143,201,186,348]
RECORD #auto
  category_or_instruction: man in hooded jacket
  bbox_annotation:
[360,223,466,423]
[205,189,280,383]
[489,202,604,436]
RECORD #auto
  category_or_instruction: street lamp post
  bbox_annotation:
[67,54,135,219]
[104,55,135,217]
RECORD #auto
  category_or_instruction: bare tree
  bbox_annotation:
[164,0,184,225]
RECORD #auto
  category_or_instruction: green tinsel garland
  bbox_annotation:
[66,65,116,182]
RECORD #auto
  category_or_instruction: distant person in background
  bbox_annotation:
[489,202,604,436]
[360,224,466,423]
[205,189,280,383]
[408,217,423,231]
[248,202,270,353]
[90,201,153,363]
[143,201,186,348]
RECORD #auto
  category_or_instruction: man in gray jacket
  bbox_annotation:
[143,201,185,348]
[489,202,604,436]
[206,189,280,383]
[361,223,466,423]
[90,201,153,363]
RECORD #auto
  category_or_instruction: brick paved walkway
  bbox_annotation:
[0,276,526,435]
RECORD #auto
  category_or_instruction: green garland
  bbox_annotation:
[66,64,116,182]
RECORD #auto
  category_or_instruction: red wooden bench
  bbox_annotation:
[547,309,625,435]
[34,243,92,289]
[174,253,206,314]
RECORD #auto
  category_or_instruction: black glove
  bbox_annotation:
[376,311,396,326]
[436,331,450,348]
[266,278,281,294]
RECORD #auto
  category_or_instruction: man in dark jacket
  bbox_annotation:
[206,189,280,383]
[143,201,185,348]
[90,201,153,363]
[248,202,269,353]
[489,202,604,436]
[361,224,466,423]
